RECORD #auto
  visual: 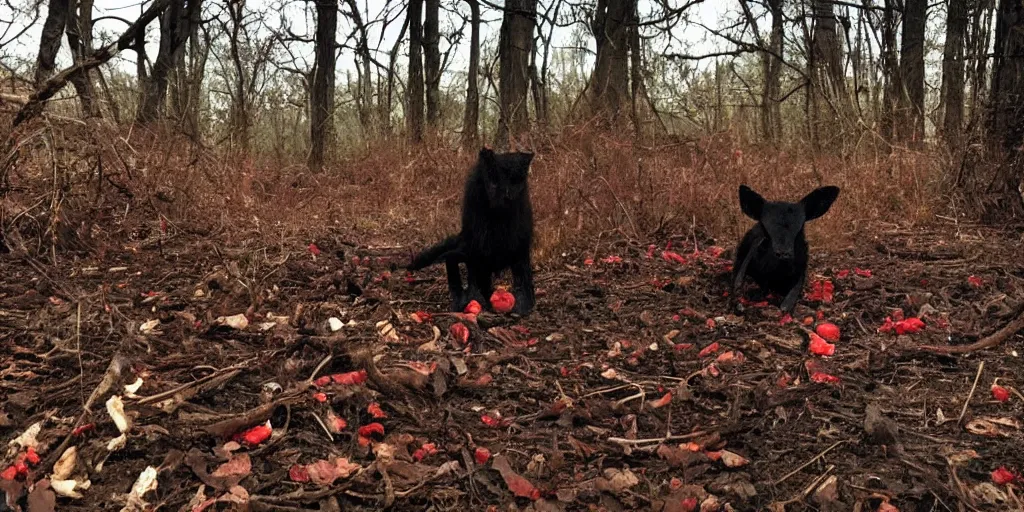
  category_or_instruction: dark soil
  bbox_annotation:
[1,224,1023,511]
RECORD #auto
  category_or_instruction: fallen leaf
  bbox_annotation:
[596,468,639,493]
[51,447,77,480]
[139,319,161,334]
[376,320,399,342]
[650,392,672,409]
[719,450,749,468]
[698,342,720,357]
[105,395,132,433]
[854,268,872,278]
[289,465,310,482]
[211,454,251,480]
[215,314,249,330]
[305,458,360,486]
[968,275,984,288]
[491,455,541,501]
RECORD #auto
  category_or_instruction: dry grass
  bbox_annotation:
[1,118,946,262]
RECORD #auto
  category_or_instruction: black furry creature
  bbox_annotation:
[408,147,536,315]
[732,184,840,312]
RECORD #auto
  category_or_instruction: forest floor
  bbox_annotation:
[1,222,1023,512]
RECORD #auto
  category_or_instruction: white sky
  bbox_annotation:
[0,0,948,96]
[0,1,735,80]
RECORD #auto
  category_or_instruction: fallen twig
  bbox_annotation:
[773,440,847,486]
[920,308,1024,354]
[958,361,984,425]
[607,430,707,446]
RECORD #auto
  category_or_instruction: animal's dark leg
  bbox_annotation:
[445,258,467,312]
[466,263,492,307]
[732,248,756,312]
[779,273,805,313]
[510,254,535,315]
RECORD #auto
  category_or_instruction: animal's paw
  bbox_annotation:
[511,293,534,316]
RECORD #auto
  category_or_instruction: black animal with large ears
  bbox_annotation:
[732,185,840,312]
[408,147,536,315]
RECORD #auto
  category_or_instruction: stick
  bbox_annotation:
[958,361,984,425]
[920,309,1024,354]
[773,440,846,486]
[607,430,707,446]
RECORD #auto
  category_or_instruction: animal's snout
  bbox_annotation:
[774,249,794,261]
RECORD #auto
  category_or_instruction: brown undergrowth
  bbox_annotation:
[2,118,945,261]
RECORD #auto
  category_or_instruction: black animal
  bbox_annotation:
[408,147,536,315]
[732,184,840,312]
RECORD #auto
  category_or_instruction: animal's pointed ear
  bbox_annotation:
[738,185,764,220]
[800,186,840,221]
[518,152,534,169]
[479,146,496,166]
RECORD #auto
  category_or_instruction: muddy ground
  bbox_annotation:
[1,223,1023,512]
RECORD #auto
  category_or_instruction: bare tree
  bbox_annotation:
[137,0,201,123]
[941,0,968,145]
[308,0,337,171]
[495,0,537,148]
[424,0,441,127]
[34,0,98,115]
[807,0,849,148]
[590,0,635,124]
[878,0,900,142]
[461,0,480,148]
[343,0,374,133]
[984,0,1024,212]
[407,0,425,142]
[169,9,207,137]
[898,0,926,147]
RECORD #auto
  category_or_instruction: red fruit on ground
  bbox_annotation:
[490,290,516,313]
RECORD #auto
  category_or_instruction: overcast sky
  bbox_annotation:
[0,1,735,79]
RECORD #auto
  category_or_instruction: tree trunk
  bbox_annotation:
[344,0,374,134]
[899,0,927,147]
[424,0,441,127]
[35,0,70,87]
[383,16,409,136]
[590,0,633,123]
[66,0,100,116]
[494,0,536,149]
[880,0,899,142]
[461,0,480,148]
[136,0,197,123]
[407,0,425,143]
[308,0,337,171]
[941,0,968,145]
[968,1,996,122]
[762,0,783,143]
[809,0,848,147]
[990,0,1024,150]
[986,0,1024,214]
